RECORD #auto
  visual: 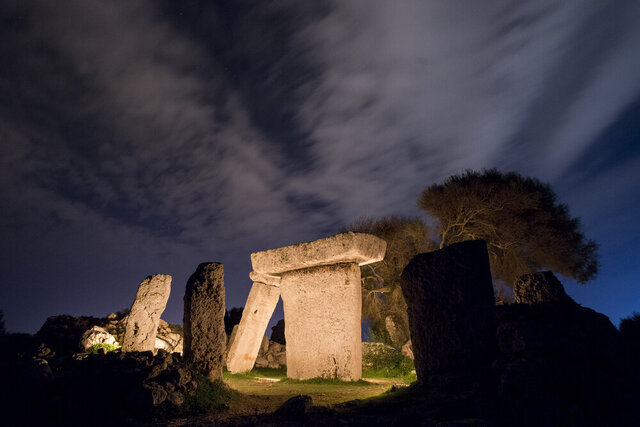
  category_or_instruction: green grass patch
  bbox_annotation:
[279,376,371,386]
[223,366,287,380]
[85,343,120,354]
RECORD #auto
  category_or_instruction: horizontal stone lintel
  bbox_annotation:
[251,232,386,276]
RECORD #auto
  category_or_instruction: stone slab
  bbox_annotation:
[281,263,362,380]
[123,274,171,352]
[226,281,281,373]
[251,232,386,275]
[400,240,495,385]
[183,262,226,381]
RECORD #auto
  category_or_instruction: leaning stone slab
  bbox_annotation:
[183,263,226,381]
[281,263,363,380]
[122,274,172,352]
[401,240,495,386]
[226,280,281,373]
[251,232,386,275]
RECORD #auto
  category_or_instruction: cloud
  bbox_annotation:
[1,0,639,331]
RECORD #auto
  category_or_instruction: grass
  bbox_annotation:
[222,365,415,408]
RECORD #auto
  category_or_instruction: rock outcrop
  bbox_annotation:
[400,239,495,386]
[183,262,226,381]
[495,271,636,425]
[513,271,573,304]
[123,274,172,352]
[79,326,118,350]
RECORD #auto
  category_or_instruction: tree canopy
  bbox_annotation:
[346,216,436,346]
[418,169,598,287]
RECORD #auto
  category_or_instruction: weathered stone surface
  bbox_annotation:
[281,263,362,380]
[400,240,495,384]
[270,319,286,345]
[226,281,280,373]
[260,334,269,354]
[251,232,386,275]
[122,274,172,352]
[401,340,414,360]
[79,326,118,351]
[249,270,282,286]
[514,271,573,304]
[495,295,633,425]
[385,316,408,348]
[183,263,226,381]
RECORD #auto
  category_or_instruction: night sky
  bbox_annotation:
[1,1,639,334]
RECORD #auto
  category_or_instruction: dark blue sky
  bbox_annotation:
[1,1,639,334]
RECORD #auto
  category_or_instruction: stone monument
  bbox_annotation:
[226,232,386,380]
[183,262,226,381]
[122,274,172,352]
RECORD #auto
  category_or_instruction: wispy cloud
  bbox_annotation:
[1,0,639,331]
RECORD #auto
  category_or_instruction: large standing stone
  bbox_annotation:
[123,274,172,352]
[226,275,281,373]
[400,240,495,385]
[281,263,362,380]
[183,263,226,381]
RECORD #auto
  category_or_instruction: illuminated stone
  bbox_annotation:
[183,262,226,381]
[251,232,386,275]
[122,274,171,352]
[226,279,281,373]
[229,232,386,379]
[281,263,363,380]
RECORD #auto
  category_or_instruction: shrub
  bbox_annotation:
[362,342,415,379]
[176,377,233,415]
[86,343,120,354]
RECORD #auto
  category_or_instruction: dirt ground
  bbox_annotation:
[165,370,412,425]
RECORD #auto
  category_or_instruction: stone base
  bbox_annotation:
[281,263,362,380]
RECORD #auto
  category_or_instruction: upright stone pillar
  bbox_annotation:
[122,274,172,352]
[250,232,386,380]
[400,240,495,386]
[183,262,226,381]
[226,272,280,373]
[281,263,362,380]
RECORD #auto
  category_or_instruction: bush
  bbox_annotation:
[362,342,415,379]
[86,343,120,354]
[173,377,233,416]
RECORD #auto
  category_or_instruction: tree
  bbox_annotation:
[418,169,598,287]
[0,309,6,335]
[345,216,436,346]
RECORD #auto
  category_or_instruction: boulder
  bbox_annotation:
[183,262,226,381]
[122,274,172,352]
[401,340,414,360]
[513,271,573,304]
[79,326,118,351]
[495,293,636,425]
[400,240,495,386]
[275,395,313,417]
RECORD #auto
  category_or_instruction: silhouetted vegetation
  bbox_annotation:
[0,309,5,335]
[418,169,599,287]
[620,312,640,341]
[345,216,436,345]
